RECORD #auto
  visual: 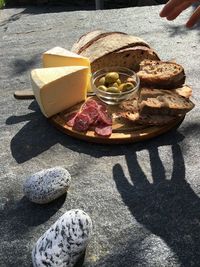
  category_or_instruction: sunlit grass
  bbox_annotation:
[0,0,5,9]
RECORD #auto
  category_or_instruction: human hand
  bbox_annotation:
[160,0,200,28]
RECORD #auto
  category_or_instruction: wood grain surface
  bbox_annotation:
[50,100,185,144]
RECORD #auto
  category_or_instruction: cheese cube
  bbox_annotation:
[31,66,89,118]
[42,47,92,92]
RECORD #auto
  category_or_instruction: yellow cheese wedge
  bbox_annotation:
[42,47,92,92]
[31,66,89,118]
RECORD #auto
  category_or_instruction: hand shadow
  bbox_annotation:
[113,144,200,266]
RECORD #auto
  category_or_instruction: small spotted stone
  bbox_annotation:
[23,167,71,204]
[32,209,92,267]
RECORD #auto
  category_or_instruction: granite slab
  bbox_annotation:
[0,5,200,267]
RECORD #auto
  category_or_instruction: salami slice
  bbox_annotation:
[98,107,112,125]
[97,101,107,112]
[95,124,112,137]
[73,113,90,132]
[81,98,99,110]
[64,112,78,127]
[81,106,99,124]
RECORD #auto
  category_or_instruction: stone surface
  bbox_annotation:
[0,5,200,267]
[32,209,92,267]
[23,167,71,204]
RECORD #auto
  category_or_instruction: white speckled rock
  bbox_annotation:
[32,209,92,267]
[23,167,71,204]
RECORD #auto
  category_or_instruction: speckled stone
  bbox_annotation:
[32,209,93,267]
[23,167,71,204]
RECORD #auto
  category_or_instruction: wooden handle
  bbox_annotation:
[14,89,35,100]
[14,89,95,100]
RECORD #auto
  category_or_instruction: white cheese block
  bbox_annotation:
[31,66,89,118]
[42,47,92,92]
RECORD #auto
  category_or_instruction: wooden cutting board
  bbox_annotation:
[14,91,184,144]
[49,99,185,144]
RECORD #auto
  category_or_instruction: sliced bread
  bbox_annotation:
[173,85,192,98]
[139,88,194,116]
[91,46,160,73]
[120,111,178,126]
[137,60,186,88]
[71,30,128,54]
[79,33,150,63]
[119,85,192,113]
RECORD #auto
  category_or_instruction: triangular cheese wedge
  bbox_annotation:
[31,66,89,118]
[42,47,92,92]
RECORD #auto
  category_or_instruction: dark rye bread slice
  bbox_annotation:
[137,60,186,88]
[140,85,192,99]
[118,98,178,126]
[139,88,194,116]
[79,33,150,64]
[71,30,128,54]
[121,111,178,126]
[91,46,160,73]
[119,85,193,114]
[118,102,178,125]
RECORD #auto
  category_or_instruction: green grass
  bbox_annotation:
[0,0,5,9]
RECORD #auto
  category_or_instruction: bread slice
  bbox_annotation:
[71,30,128,54]
[91,46,160,73]
[139,88,194,116]
[137,60,186,88]
[79,33,150,63]
[120,111,178,126]
[119,85,192,113]
[173,85,192,98]
[118,97,178,126]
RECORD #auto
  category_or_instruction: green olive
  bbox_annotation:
[107,86,120,93]
[119,82,134,92]
[118,83,126,91]
[109,82,118,88]
[105,72,119,83]
[98,76,106,85]
[98,85,107,92]
[116,79,121,85]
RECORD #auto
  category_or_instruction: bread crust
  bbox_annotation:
[72,31,128,54]
[139,88,194,116]
[71,30,106,54]
[91,46,160,73]
[137,60,186,88]
[79,33,150,63]
[118,86,194,125]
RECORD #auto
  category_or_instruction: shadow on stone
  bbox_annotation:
[11,55,41,76]
[110,142,200,266]
[0,192,67,241]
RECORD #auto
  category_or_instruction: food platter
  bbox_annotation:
[49,98,185,144]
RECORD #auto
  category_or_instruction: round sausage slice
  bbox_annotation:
[95,124,112,137]
[73,113,90,132]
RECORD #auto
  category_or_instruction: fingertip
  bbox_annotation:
[159,8,167,17]
[186,22,193,28]
[186,18,194,28]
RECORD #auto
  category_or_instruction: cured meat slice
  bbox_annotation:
[64,112,78,127]
[95,124,112,137]
[81,98,99,110]
[73,113,90,132]
[98,107,112,125]
[81,106,99,124]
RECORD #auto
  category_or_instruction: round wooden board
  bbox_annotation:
[49,109,184,144]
